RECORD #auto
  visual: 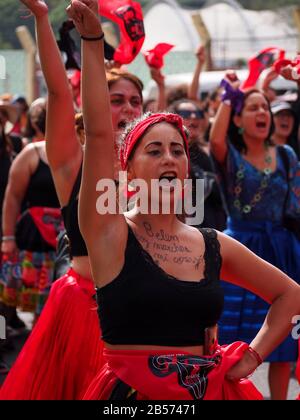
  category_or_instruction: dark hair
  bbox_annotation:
[143,98,156,113]
[167,98,202,114]
[208,87,222,102]
[118,112,189,162]
[106,69,143,101]
[166,84,188,106]
[75,112,84,136]
[13,96,29,113]
[0,126,13,158]
[229,88,274,154]
[23,102,46,138]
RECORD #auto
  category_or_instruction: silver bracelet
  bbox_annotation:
[222,99,232,106]
[2,235,16,242]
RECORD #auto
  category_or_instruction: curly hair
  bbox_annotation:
[118,112,189,162]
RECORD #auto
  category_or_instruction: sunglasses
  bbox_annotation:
[176,109,205,119]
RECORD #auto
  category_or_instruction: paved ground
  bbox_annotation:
[0,311,299,399]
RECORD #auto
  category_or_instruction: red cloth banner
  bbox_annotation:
[241,47,285,90]
[143,43,174,69]
[274,55,300,79]
[29,207,63,249]
[99,0,145,64]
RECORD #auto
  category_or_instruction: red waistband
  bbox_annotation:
[101,342,262,400]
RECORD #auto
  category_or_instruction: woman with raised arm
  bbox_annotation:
[209,71,300,400]
[0,0,143,400]
[67,0,300,400]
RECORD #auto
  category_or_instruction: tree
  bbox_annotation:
[0,0,299,49]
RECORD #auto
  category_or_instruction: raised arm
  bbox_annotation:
[188,45,205,102]
[67,0,127,283]
[209,71,241,163]
[218,232,300,379]
[20,0,81,205]
[150,67,166,112]
[259,67,279,102]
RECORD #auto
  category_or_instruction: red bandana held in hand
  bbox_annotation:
[241,47,285,90]
[99,0,145,64]
[143,43,174,69]
[274,55,300,79]
[119,113,190,171]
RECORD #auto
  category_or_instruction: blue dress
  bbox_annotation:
[214,143,300,362]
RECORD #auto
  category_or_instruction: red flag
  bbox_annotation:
[99,0,145,65]
[274,56,300,78]
[240,47,285,90]
[143,43,174,69]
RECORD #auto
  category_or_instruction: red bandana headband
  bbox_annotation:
[119,113,190,171]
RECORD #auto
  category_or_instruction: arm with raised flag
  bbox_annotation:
[149,67,166,112]
[66,0,127,282]
[209,71,241,163]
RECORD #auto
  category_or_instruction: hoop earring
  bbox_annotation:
[123,180,137,199]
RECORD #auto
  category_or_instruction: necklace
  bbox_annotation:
[233,146,273,214]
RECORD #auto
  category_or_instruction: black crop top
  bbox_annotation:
[23,158,59,208]
[61,167,88,258]
[97,226,224,346]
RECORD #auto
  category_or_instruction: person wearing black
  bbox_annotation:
[70,0,300,400]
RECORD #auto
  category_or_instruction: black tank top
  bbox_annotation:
[23,153,59,208]
[97,226,224,346]
[61,167,88,257]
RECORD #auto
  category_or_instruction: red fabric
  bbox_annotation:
[28,207,63,249]
[70,69,81,88]
[99,0,145,64]
[119,113,190,171]
[68,69,81,109]
[241,47,285,90]
[83,342,263,400]
[143,43,174,69]
[0,269,104,400]
[274,56,300,77]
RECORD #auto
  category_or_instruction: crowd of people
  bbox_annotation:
[0,0,299,400]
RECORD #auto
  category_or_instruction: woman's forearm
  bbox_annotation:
[209,102,231,161]
[35,15,72,97]
[157,84,167,112]
[250,287,300,360]
[81,40,113,138]
[188,61,202,101]
[2,190,22,236]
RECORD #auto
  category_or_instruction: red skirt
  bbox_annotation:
[0,268,104,400]
[83,342,263,400]
[297,341,300,400]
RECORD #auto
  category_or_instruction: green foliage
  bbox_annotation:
[239,0,298,10]
[0,0,33,49]
[0,0,299,49]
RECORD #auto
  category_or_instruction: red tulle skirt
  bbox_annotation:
[0,268,104,400]
[296,341,300,400]
[83,342,263,400]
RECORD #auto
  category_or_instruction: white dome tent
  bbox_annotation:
[143,1,298,64]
